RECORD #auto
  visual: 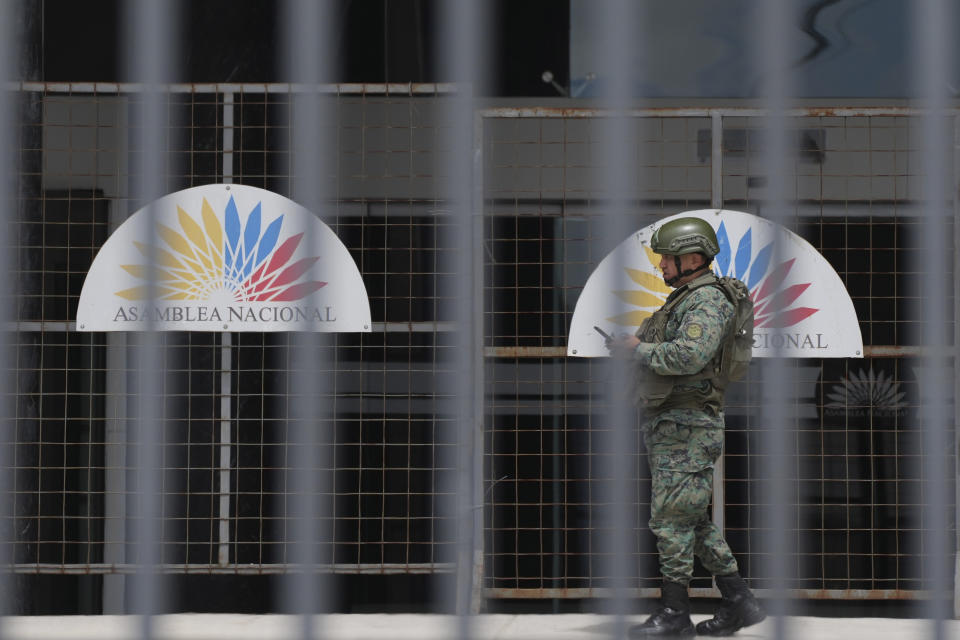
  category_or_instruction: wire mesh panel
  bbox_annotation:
[9,85,465,594]
[479,109,956,600]
[482,112,717,596]
[720,114,956,595]
[6,87,958,608]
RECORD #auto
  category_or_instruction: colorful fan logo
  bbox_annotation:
[115,196,326,303]
[608,220,819,329]
[567,209,860,357]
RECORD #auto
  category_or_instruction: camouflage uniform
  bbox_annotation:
[633,282,739,585]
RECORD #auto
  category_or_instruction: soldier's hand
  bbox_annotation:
[608,333,640,358]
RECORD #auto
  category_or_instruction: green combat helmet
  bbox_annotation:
[650,217,719,285]
[650,216,720,258]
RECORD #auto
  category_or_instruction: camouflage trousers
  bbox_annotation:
[648,464,738,585]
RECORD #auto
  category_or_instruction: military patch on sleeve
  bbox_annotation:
[685,323,703,339]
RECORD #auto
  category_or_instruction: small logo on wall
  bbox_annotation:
[825,368,906,418]
[77,184,371,332]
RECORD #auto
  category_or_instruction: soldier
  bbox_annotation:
[607,217,765,638]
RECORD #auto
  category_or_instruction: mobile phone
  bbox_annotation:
[593,325,613,343]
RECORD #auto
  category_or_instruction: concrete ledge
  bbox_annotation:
[1,613,957,640]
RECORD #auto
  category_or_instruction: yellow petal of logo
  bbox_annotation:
[605,245,670,327]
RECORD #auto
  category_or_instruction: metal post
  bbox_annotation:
[758,2,793,639]
[218,92,235,567]
[595,1,641,636]
[710,111,725,556]
[711,111,723,210]
[0,0,16,621]
[102,99,132,615]
[123,1,176,635]
[218,332,231,566]
[471,110,486,615]
[953,114,960,622]
[282,4,334,639]
[103,328,128,613]
[954,113,960,621]
[438,1,484,634]
[222,92,234,183]
[915,1,953,634]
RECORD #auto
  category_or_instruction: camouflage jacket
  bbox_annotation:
[633,282,734,471]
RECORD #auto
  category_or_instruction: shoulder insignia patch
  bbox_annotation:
[685,323,703,339]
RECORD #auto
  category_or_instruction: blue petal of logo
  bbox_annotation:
[713,222,819,328]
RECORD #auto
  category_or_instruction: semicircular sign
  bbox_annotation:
[77,184,371,332]
[568,209,862,358]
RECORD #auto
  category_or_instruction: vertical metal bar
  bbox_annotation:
[103,330,128,612]
[222,92,234,183]
[471,109,486,615]
[0,0,16,623]
[103,188,130,611]
[218,332,231,566]
[103,100,131,613]
[758,1,792,638]
[711,111,723,210]
[914,0,952,634]
[123,0,176,635]
[282,3,334,638]
[710,111,725,551]
[218,93,235,567]
[953,114,960,621]
[437,0,485,633]
[595,0,640,635]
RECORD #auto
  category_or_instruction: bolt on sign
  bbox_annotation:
[568,209,863,358]
[77,184,371,332]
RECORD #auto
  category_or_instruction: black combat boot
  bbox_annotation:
[696,572,766,636]
[628,580,695,638]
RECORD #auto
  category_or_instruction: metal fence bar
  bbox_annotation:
[472,112,487,615]
[438,0,485,630]
[218,92,235,568]
[478,106,945,118]
[594,1,642,636]
[484,346,947,359]
[10,82,461,95]
[9,83,946,118]
[710,112,723,210]
[283,2,335,637]
[9,322,462,333]
[124,0,176,633]
[478,106,959,119]
[2,84,951,119]
[757,3,794,639]
[915,0,954,633]
[2,322,949,350]
[0,0,16,624]
[710,112,726,552]
[484,587,933,600]
[5,562,455,575]
[954,114,960,621]
[218,332,231,567]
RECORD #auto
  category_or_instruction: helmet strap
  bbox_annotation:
[665,255,710,287]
